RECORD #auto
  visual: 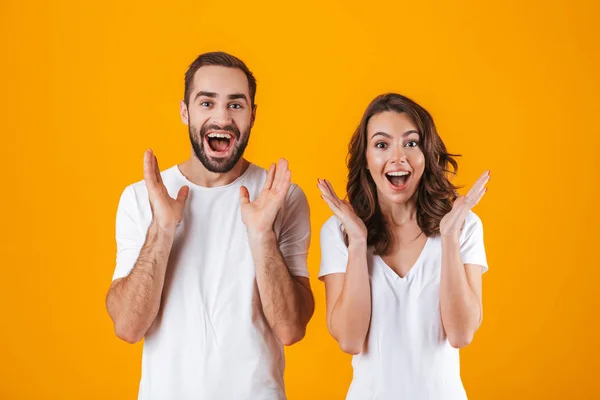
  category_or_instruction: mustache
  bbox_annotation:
[200,123,240,139]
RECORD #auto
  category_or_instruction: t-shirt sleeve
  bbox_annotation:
[112,185,145,281]
[459,211,489,273]
[278,184,311,278]
[318,216,349,279]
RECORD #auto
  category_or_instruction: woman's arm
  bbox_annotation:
[439,170,490,348]
[318,179,371,355]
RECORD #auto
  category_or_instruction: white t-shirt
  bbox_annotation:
[113,163,311,400]
[319,211,488,400]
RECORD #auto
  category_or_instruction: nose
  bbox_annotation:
[390,145,408,164]
[211,105,233,127]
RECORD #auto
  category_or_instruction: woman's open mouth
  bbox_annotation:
[385,170,411,190]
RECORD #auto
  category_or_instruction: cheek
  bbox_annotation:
[410,149,425,168]
[409,150,426,180]
[188,117,207,138]
[233,111,253,129]
[188,109,208,126]
[366,149,386,172]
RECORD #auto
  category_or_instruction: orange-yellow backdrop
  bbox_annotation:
[1,0,599,399]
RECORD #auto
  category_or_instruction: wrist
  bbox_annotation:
[247,228,276,245]
[348,235,367,248]
[150,219,177,236]
[347,236,368,252]
[441,233,460,246]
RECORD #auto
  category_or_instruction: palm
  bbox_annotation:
[440,170,490,238]
[317,178,367,242]
[143,150,189,228]
[153,185,186,223]
[240,159,291,234]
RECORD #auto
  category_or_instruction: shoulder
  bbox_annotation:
[464,211,483,228]
[118,165,179,210]
[130,165,181,196]
[242,163,268,184]
[460,211,484,243]
[286,183,306,202]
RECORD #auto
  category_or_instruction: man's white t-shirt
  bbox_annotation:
[319,212,488,400]
[113,163,310,400]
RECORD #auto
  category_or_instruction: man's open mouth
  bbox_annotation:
[205,132,235,154]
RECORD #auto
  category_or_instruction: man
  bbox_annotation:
[106,52,314,399]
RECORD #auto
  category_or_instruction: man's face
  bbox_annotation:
[181,65,255,173]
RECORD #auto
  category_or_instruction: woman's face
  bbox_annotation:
[366,111,425,206]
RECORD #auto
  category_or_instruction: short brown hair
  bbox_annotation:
[346,93,460,255]
[184,51,257,106]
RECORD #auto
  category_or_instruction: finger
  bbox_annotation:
[468,186,488,208]
[322,181,343,211]
[176,186,190,206]
[319,187,338,205]
[273,158,288,190]
[324,196,353,224]
[277,169,291,196]
[324,179,343,205]
[239,185,250,205]
[262,163,276,191]
[467,170,490,199]
[144,150,158,189]
[317,179,336,201]
[153,153,164,185]
[466,171,489,198]
[316,179,327,193]
[320,192,342,214]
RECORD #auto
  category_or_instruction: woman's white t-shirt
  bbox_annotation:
[319,212,488,400]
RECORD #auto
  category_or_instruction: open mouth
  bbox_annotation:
[205,132,235,155]
[385,170,411,189]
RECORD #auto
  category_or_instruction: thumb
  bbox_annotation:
[176,186,190,206]
[239,186,250,205]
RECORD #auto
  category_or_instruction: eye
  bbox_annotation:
[405,140,419,148]
[229,103,242,109]
[200,101,212,107]
[375,142,388,149]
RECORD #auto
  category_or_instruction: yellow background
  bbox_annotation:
[1,0,599,398]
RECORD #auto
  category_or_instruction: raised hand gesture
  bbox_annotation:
[240,158,291,236]
[440,170,490,240]
[143,149,189,230]
[317,178,367,244]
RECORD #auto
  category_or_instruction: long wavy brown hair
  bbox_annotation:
[346,93,459,255]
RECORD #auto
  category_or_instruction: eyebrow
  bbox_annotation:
[194,91,249,103]
[371,129,420,139]
[227,93,249,102]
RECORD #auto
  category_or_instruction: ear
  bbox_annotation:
[180,100,189,125]
[250,104,258,128]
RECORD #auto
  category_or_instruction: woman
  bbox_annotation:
[318,93,489,399]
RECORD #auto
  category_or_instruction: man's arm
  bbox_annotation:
[240,159,314,346]
[248,231,314,346]
[106,222,176,343]
[106,150,189,343]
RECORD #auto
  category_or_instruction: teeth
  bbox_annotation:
[386,171,409,177]
[207,133,231,139]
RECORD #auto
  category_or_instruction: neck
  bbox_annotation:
[379,196,424,244]
[379,196,418,228]
[177,153,250,188]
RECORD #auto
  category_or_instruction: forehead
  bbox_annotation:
[191,65,250,98]
[367,111,418,136]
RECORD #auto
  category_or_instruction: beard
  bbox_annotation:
[188,121,251,173]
